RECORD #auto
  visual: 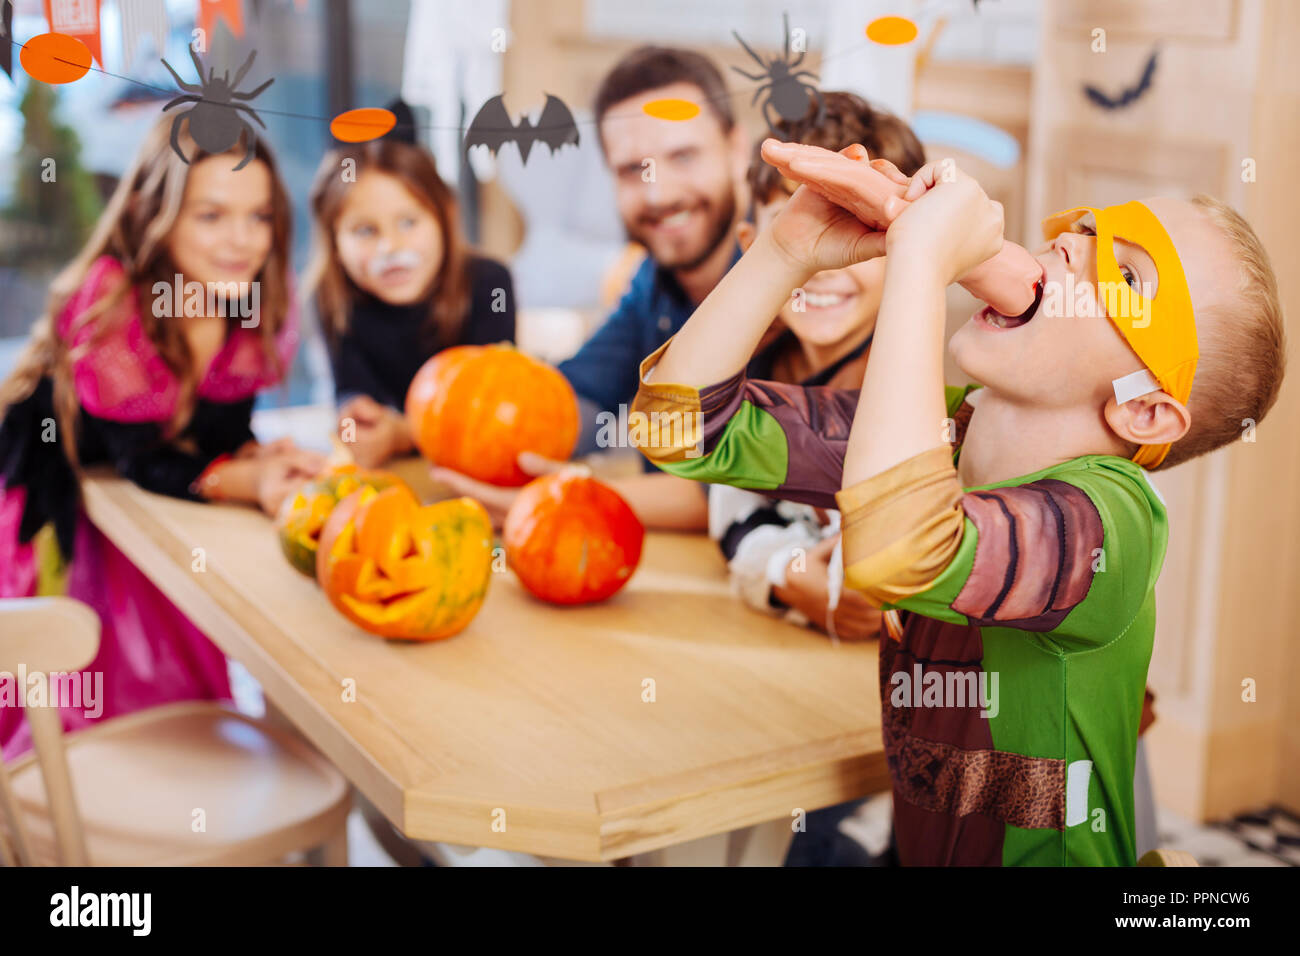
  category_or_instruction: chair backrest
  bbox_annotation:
[0,597,101,866]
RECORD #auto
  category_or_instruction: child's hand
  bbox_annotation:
[772,535,882,641]
[233,436,306,460]
[254,452,325,516]
[761,143,889,275]
[431,451,565,529]
[761,139,911,230]
[338,395,413,468]
[886,161,1005,284]
[271,445,328,477]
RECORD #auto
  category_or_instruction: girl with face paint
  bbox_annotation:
[306,137,516,468]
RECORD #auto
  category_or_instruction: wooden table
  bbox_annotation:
[80,459,888,864]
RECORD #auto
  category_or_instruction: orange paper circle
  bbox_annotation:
[866,16,919,46]
[642,98,701,121]
[329,108,398,143]
[20,33,92,84]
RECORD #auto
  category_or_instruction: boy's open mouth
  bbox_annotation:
[978,272,1046,330]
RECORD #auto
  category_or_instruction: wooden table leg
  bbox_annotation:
[725,817,795,866]
[621,818,794,867]
[308,826,350,867]
[357,791,427,867]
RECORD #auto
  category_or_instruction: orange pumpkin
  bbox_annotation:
[316,485,494,641]
[276,465,408,576]
[405,343,579,486]
[503,471,644,605]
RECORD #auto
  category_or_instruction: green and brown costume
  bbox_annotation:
[632,340,1166,866]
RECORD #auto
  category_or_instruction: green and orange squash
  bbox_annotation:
[316,484,494,641]
[275,465,407,576]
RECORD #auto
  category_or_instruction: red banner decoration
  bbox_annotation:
[197,0,244,41]
[42,0,102,67]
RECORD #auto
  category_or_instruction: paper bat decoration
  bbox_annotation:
[1084,48,1158,110]
[383,97,418,145]
[464,93,579,163]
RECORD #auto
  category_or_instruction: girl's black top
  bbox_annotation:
[0,376,256,559]
[329,255,516,410]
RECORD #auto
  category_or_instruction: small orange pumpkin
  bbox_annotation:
[316,485,494,641]
[405,343,579,486]
[276,465,409,576]
[503,470,644,605]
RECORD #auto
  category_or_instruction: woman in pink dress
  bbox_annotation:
[0,112,324,759]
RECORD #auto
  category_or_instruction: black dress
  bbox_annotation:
[0,375,257,559]
[329,255,516,409]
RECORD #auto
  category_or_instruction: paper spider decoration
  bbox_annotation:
[161,46,275,170]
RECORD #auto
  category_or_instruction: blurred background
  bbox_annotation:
[2,0,1298,863]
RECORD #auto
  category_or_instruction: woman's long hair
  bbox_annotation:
[303,139,470,351]
[0,113,294,466]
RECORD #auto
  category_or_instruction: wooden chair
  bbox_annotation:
[0,597,351,866]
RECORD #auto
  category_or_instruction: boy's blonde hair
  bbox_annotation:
[1158,195,1286,469]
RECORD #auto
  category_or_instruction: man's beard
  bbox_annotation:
[626,189,737,273]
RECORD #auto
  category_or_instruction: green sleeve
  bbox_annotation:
[885,456,1166,650]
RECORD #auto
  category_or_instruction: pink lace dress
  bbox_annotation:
[0,255,299,760]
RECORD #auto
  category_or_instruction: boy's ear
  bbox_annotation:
[1103,389,1191,449]
[736,219,757,252]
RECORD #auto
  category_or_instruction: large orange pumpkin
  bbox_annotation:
[405,343,579,486]
[276,465,408,576]
[503,471,644,605]
[316,484,494,641]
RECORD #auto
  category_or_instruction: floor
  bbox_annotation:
[1179,805,1300,867]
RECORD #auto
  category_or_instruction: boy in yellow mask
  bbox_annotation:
[629,141,1285,865]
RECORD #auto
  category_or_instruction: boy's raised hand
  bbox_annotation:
[763,143,889,274]
[886,161,1005,284]
[761,139,911,230]
[765,143,1035,313]
[646,145,888,389]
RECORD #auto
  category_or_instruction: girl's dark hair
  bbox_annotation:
[304,139,470,351]
[594,46,734,148]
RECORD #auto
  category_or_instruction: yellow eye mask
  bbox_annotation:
[1042,200,1198,469]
